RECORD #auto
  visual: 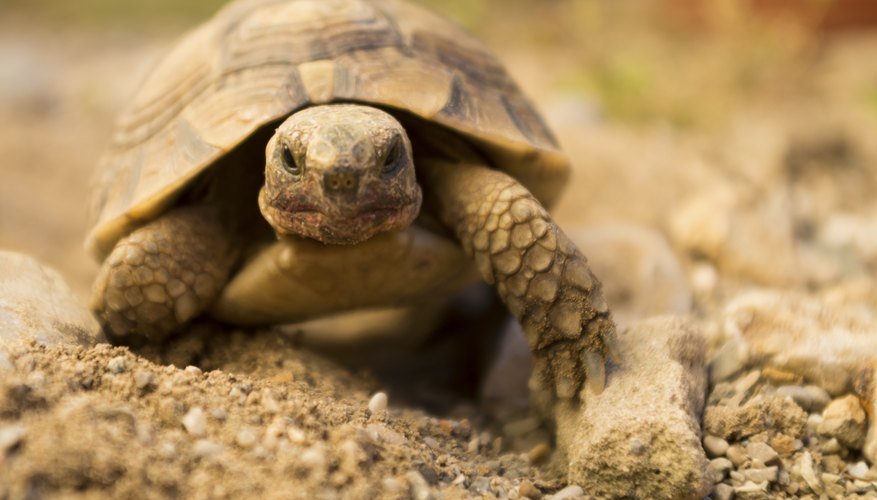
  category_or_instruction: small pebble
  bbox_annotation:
[726,444,748,467]
[181,407,207,437]
[734,480,767,494]
[107,356,127,374]
[0,424,25,452]
[703,435,729,458]
[776,385,831,412]
[743,466,778,484]
[406,470,432,500]
[710,337,749,383]
[0,352,12,371]
[818,395,867,450]
[368,391,388,415]
[821,437,843,454]
[549,485,584,500]
[734,370,762,395]
[236,428,259,448]
[761,367,797,384]
[709,458,734,482]
[192,439,223,458]
[184,365,202,377]
[133,370,154,389]
[518,479,540,499]
[300,445,327,470]
[158,441,176,459]
[847,461,870,480]
[526,442,551,465]
[423,437,439,449]
[713,483,734,500]
[287,426,306,444]
[467,437,480,453]
[746,442,779,465]
[798,451,823,494]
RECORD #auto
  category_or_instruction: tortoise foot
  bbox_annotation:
[90,206,237,342]
[420,159,618,409]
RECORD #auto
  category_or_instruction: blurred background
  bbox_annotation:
[1,0,876,311]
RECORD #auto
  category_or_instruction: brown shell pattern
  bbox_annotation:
[87,0,569,258]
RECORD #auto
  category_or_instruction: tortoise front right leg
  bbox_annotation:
[91,205,239,342]
[419,159,617,410]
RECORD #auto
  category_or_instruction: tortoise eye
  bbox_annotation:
[281,144,301,176]
[382,139,404,176]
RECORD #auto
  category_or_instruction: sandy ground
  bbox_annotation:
[2,1,877,498]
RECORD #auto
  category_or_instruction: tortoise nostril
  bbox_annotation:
[323,168,360,196]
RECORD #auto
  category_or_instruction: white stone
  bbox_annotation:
[703,435,729,458]
[549,485,584,500]
[368,391,388,415]
[181,407,207,437]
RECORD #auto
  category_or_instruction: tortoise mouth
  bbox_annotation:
[260,191,422,246]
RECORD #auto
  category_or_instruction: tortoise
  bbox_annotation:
[87,0,617,407]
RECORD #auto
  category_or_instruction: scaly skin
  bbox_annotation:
[420,159,617,409]
[90,205,238,342]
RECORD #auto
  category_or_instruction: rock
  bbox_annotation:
[821,437,843,455]
[107,356,127,374]
[704,394,807,441]
[745,442,779,465]
[235,428,259,448]
[847,461,870,480]
[775,385,831,412]
[547,485,584,500]
[406,471,432,500]
[0,251,104,346]
[181,407,207,437]
[564,316,711,499]
[565,225,693,329]
[703,435,729,458]
[713,483,734,500]
[368,392,388,415]
[134,370,154,389]
[818,395,867,450]
[858,366,876,463]
[722,290,877,395]
[726,445,748,467]
[518,479,541,499]
[0,424,25,452]
[710,336,750,383]
[798,451,823,495]
[192,439,223,458]
[734,480,769,499]
[708,458,734,482]
[742,466,778,484]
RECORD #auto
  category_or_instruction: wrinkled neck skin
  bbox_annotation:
[259,104,423,246]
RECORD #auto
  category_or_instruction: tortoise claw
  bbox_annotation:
[584,351,606,395]
[604,330,622,364]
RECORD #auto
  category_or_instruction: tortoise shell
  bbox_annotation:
[87,0,570,258]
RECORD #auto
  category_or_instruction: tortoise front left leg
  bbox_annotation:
[419,159,617,410]
[90,205,239,342]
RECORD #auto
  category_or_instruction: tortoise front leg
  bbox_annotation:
[91,205,239,342]
[419,159,617,410]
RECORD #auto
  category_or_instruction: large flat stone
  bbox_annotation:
[563,316,711,499]
[0,251,104,346]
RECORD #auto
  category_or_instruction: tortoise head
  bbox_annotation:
[260,104,422,245]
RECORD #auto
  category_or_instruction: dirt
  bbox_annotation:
[0,331,558,499]
[2,1,877,499]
